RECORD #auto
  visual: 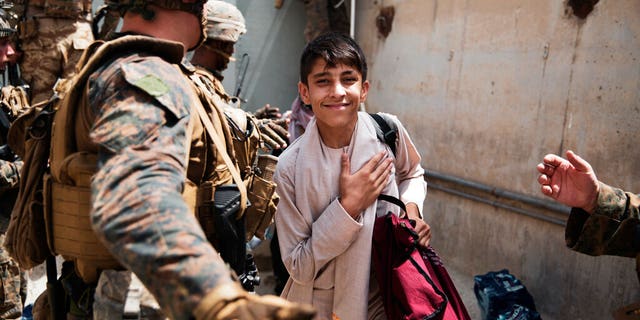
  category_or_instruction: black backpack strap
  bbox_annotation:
[377,194,406,213]
[369,112,398,157]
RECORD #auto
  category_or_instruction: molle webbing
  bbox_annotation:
[25,0,92,18]
[48,36,185,283]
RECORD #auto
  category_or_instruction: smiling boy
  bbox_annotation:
[274,32,429,319]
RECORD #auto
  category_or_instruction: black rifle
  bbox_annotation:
[213,184,247,277]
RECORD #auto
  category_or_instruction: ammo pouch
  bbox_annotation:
[224,109,278,242]
[43,172,121,284]
[197,184,246,276]
[244,154,278,241]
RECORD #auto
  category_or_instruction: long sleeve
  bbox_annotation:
[274,149,363,286]
[88,55,233,320]
[565,181,640,257]
[390,116,427,214]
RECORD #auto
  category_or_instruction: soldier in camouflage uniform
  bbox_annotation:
[537,150,640,280]
[189,1,289,293]
[0,15,23,319]
[191,0,289,150]
[28,0,316,318]
[17,0,93,104]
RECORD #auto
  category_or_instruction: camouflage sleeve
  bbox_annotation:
[88,55,233,320]
[0,159,22,189]
[565,181,640,258]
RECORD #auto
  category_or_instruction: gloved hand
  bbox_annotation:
[194,282,316,320]
[254,104,282,120]
[258,118,289,150]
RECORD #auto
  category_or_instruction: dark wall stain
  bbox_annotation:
[567,0,600,19]
[376,6,395,38]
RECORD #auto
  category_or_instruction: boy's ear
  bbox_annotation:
[360,80,370,102]
[298,81,311,105]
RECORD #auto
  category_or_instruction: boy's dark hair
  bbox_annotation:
[299,32,368,85]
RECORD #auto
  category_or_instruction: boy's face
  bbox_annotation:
[298,58,369,132]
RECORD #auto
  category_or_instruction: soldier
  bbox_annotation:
[536,150,640,280]
[17,0,93,104]
[5,0,317,318]
[0,14,24,319]
[189,0,288,292]
[190,0,290,151]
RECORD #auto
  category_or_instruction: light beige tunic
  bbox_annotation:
[274,112,427,320]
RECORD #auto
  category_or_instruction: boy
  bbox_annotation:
[274,32,430,319]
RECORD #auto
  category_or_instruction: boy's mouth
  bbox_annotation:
[323,101,350,109]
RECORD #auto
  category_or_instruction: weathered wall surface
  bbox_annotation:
[355,0,639,318]
[233,0,306,114]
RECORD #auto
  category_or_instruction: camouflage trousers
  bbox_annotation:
[0,235,24,319]
[20,16,93,105]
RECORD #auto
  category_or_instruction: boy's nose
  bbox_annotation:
[331,83,346,97]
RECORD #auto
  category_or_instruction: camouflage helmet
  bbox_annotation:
[205,0,246,43]
[0,13,15,38]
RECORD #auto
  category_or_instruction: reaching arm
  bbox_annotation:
[536,150,600,213]
[390,116,429,247]
[88,59,234,320]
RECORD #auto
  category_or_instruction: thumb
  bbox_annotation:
[566,150,592,173]
[340,151,351,178]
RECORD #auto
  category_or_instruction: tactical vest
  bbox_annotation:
[192,68,279,241]
[46,35,245,283]
[17,0,92,19]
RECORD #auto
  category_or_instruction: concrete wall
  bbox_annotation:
[232,0,306,114]
[354,0,639,319]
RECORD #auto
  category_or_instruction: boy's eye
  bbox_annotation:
[343,77,358,83]
[315,79,329,85]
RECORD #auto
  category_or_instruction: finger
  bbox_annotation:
[373,176,388,196]
[362,151,386,172]
[418,228,431,247]
[542,153,565,169]
[371,159,392,188]
[273,118,289,129]
[371,153,392,173]
[566,150,592,173]
[540,185,554,197]
[537,174,550,185]
[261,132,280,149]
[268,122,290,141]
[340,151,351,178]
[264,125,287,147]
[536,163,552,175]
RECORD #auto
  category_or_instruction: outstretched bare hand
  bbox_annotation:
[536,150,600,213]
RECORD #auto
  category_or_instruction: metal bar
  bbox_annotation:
[428,182,567,226]
[425,169,570,215]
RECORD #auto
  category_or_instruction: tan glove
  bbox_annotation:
[194,282,316,320]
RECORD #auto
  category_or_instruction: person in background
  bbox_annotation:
[0,14,24,319]
[17,0,93,104]
[190,0,289,150]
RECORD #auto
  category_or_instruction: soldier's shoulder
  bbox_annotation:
[96,54,194,119]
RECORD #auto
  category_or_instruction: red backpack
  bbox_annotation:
[372,194,470,320]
